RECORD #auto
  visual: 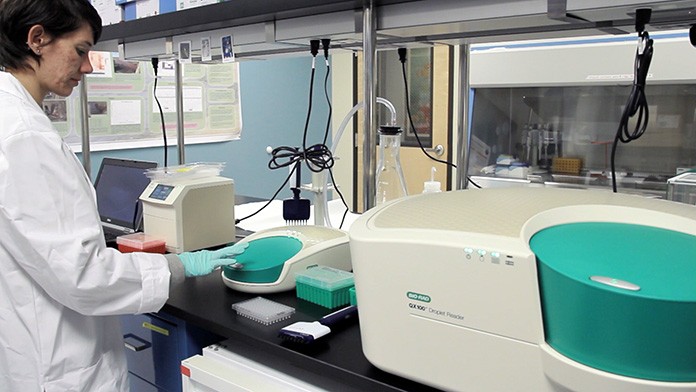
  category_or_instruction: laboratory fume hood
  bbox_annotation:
[466,30,696,197]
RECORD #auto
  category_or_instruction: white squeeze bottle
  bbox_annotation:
[423,167,442,194]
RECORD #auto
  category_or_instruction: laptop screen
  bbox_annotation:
[94,157,157,230]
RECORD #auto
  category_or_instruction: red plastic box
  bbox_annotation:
[116,233,167,254]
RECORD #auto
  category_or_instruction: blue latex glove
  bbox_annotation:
[178,242,248,277]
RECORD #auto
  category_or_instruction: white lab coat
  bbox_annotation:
[0,71,171,391]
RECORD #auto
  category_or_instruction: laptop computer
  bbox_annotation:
[93,157,158,243]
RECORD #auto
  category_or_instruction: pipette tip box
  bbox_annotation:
[231,297,295,325]
[349,286,357,306]
[295,266,354,309]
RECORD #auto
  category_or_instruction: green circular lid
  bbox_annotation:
[222,236,302,284]
[530,222,696,382]
[530,222,696,302]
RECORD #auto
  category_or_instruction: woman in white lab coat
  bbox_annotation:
[0,1,245,391]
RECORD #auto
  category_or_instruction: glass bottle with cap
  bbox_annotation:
[375,125,408,206]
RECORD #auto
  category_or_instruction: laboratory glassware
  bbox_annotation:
[375,125,408,206]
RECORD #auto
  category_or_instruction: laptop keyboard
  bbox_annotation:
[104,231,119,243]
[103,227,128,243]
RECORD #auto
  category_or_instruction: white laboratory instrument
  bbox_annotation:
[349,187,696,392]
[221,225,351,293]
[140,174,235,253]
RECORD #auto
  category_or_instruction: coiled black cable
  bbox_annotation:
[610,30,653,192]
[270,52,335,174]
[267,144,334,172]
[237,41,337,223]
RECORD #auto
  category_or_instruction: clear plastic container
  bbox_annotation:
[145,162,224,182]
[116,233,167,254]
[295,266,354,308]
[667,172,696,205]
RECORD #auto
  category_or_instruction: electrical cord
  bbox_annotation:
[151,58,168,167]
[300,50,318,162]
[273,39,334,174]
[268,145,333,171]
[238,39,342,223]
[321,38,332,147]
[329,168,350,229]
[397,48,480,189]
[235,164,297,224]
[320,38,351,226]
[610,29,653,193]
[399,49,451,167]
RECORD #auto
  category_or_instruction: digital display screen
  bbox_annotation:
[149,184,175,201]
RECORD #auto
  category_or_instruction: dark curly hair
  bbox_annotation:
[0,0,102,70]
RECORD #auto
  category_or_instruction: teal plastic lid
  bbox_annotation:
[530,222,696,302]
[222,236,302,284]
[531,222,696,381]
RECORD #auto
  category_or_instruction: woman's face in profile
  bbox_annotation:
[34,23,95,98]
